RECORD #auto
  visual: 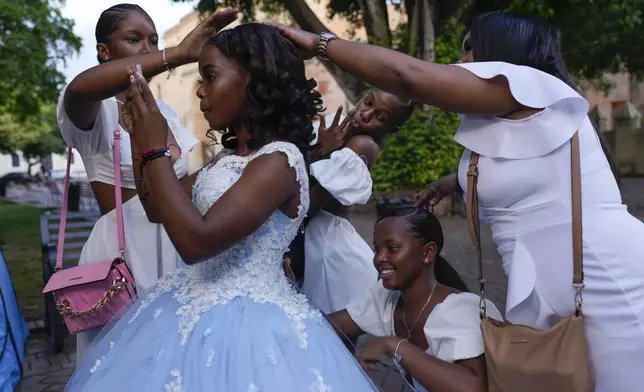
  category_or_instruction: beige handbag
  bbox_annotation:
[466,132,595,392]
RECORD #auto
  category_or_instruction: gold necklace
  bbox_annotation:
[402,280,438,339]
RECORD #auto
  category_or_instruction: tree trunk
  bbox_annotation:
[419,0,436,113]
[407,0,420,56]
[282,0,366,103]
[357,0,391,47]
[419,0,436,63]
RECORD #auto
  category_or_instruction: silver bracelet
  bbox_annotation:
[393,338,407,364]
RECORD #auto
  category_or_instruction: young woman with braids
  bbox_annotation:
[330,203,501,392]
[56,3,236,363]
[65,23,378,391]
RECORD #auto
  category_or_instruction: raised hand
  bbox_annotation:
[264,22,319,60]
[123,71,169,151]
[319,106,353,154]
[416,173,459,212]
[178,8,239,62]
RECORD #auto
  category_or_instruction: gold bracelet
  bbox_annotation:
[162,48,175,79]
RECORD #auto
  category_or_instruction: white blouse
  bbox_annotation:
[57,84,199,188]
[310,113,373,205]
[346,281,502,392]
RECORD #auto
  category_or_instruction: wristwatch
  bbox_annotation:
[317,32,337,61]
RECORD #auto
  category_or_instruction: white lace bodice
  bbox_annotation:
[129,142,321,347]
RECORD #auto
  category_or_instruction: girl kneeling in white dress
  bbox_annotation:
[331,203,501,392]
[300,90,414,314]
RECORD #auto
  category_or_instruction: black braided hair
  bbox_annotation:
[95,4,155,64]
[376,202,470,292]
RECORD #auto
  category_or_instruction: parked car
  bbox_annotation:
[0,172,38,196]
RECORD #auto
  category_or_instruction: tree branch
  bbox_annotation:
[358,0,392,47]
[282,0,366,102]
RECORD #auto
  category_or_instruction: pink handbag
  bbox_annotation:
[42,127,137,334]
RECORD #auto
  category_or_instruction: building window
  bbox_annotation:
[11,153,19,167]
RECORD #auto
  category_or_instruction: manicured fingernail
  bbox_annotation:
[129,75,135,83]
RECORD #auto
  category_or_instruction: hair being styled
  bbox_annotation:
[206,24,323,154]
[375,202,469,292]
[95,4,155,63]
[469,11,620,184]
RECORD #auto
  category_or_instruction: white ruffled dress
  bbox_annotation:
[301,114,378,314]
[454,62,644,391]
[347,281,502,392]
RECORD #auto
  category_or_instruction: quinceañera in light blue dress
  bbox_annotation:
[65,142,377,391]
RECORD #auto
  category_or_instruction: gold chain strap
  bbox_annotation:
[56,277,128,317]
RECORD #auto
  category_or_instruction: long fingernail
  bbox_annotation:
[129,75,135,83]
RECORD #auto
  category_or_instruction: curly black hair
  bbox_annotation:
[205,24,323,154]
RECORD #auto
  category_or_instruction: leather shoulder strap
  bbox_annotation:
[465,152,484,297]
[466,133,583,301]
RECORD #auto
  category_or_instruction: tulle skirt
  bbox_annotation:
[65,289,377,391]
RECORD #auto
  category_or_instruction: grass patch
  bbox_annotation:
[0,201,46,321]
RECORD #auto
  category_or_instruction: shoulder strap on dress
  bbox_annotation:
[253,142,309,220]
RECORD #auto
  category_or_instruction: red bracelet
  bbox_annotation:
[141,147,168,156]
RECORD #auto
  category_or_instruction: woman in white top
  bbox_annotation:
[331,203,501,392]
[300,90,414,314]
[274,11,644,391]
[57,4,235,363]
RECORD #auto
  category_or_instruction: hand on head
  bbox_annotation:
[178,8,239,62]
[263,22,320,59]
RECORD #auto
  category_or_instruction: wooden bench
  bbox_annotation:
[40,210,100,353]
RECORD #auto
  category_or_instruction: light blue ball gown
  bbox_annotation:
[65,142,376,391]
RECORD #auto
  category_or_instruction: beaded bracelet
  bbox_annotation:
[138,149,171,200]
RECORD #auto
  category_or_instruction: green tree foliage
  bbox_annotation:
[371,23,465,191]
[0,106,65,175]
[0,0,80,163]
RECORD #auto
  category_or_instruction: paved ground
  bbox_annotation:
[13,178,644,391]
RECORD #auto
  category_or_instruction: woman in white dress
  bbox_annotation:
[272,11,644,391]
[56,4,233,363]
[331,203,501,392]
[301,90,414,314]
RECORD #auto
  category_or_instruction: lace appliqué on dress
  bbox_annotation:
[164,369,184,392]
[311,369,333,392]
[129,142,319,348]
